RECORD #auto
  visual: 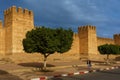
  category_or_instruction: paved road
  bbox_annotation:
[49,69,120,80]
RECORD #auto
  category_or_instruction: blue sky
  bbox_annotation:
[0,0,120,38]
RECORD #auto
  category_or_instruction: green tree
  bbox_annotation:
[98,44,120,63]
[22,27,73,70]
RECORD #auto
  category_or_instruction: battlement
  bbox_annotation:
[78,25,96,31]
[73,33,78,38]
[0,20,2,28]
[97,37,113,41]
[114,34,120,38]
[4,6,33,16]
[114,34,120,45]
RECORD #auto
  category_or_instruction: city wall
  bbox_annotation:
[0,6,120,63]
[97,37,115,46]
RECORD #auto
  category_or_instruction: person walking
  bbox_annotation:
[87,59,92,71]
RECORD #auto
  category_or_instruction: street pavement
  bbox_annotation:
[49,68,120,80]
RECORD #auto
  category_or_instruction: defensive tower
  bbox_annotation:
[0,20,2,28]
[0,6,119,61]
[0,21,5,55]
[4,6,34,55]
[78,25,98,59]
[114,34,120,45]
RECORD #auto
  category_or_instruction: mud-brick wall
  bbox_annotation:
[97,37,115,46]
[49,33,80,61]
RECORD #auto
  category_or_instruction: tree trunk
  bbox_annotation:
[43,54,50,70]
[106,54,109,64]
[43,57,47,70]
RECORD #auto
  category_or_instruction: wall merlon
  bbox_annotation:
[78,25,96,31]
[2,6,33,18]
[15,7,33,17]
[87,25,96,30]
[0,20,2,28]
[17,7,23,14]
[23,9,29,15]
[3,6,34,55]
[29,10,33,16]
[4,9,7,15]
[114,34,120,38]
[4,6,17,15]
[11,6,17,13]
[1,5,120,60]
[73,33,78,38]
[114,34,120,45]
[5,9,9,15]
[78,26,87,31]
[97,37,113,41]
[6,8,11,14]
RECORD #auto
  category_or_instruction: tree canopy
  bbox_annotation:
[98,44,120,55]
[22,27,73,69]
[98,44,120,63]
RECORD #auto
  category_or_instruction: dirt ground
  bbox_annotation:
[0,58,120,80]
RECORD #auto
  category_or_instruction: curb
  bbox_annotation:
[31,66,120,80]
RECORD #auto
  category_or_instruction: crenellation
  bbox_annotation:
[5,9,9,14]
[114,34,120,39]
[4,10,7,15]
[78,26,87,31]
[78,26,82,31]
[2,6,34,55]
[6,8,12,14]
[13,7,33,19]
[94,26,96,30]
[0,6,120,61]
[29,11,33,15]
[97,37,114,46]
[11,6,16,9]
[78,25,98,59]
[17,7,23,14]
[6,9,9,14]
[4,6,16,15]
[88,25,91,28]
[23,9,29,15]
[0,20,2,28]
[84,26,88,30]
[92,26,94,29]
[97,37,113,41]
[78,25,96,31]
[11,6,17,14]
[114,34,120,45]
[78,26,81,31]
[73,33,78,38]
[114,34,120,37]
[8,7,11,12]
[87,25,96,30]
[87,25,91,28]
